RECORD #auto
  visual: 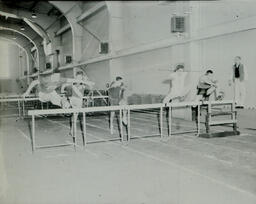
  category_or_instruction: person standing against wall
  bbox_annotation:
[230,56,247,108]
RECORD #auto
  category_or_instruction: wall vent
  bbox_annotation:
[45,62,51,69]
[171,16,186,33]
[65,55,72,64]
[99,42,108,54]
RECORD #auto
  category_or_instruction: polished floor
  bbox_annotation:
[0,108,256,204]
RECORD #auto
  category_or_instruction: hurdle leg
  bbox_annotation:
[18,100,21,119]
[73,113,78,150]
[127,109,131,142]
[119,109,124,143]
[232,102,238,132]
[22,100,25,118]
[197,104,201,136]
[205,103,212,133]
[31,115,36,152]
[160,107,163,139]
[82,112,86,147]
[110,111,114,134]
[168,106,172,137]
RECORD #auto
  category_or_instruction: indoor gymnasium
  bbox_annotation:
[0,1,255,204]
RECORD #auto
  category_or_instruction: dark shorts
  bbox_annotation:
[197,88,210,100]
[197,88,208,96]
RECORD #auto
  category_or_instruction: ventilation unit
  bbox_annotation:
[65,55,72,64]
[171,16,186,33]
[99,42,109,54]
[45,62,51,69]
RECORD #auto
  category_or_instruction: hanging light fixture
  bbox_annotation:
[20,25,25,31]
[31,11,37,19]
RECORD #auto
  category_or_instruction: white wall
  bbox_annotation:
[0,43,22,94]
[111,1,190,51]
[112,44,190,95]
[81,60,110,90]
[108,1,191,96]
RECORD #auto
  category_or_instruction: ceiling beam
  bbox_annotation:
[55,2,107,36]
[76,1,106,23]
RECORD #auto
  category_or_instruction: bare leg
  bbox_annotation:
[119,99,128,125]
[50,91,63,107]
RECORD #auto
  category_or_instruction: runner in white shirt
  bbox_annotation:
[163,64,190,104]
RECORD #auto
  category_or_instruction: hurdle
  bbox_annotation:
[126,103,165,141]
[166,101,202,136]
[0,97,39,119]
[28,105,125,152]
[0,95,109,119]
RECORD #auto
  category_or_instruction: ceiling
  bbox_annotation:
[0,0,62,17]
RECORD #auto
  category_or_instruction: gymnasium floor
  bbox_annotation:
[0,108,256,204]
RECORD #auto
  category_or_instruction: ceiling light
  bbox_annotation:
[20,26,25,31]
[31,12,37,19]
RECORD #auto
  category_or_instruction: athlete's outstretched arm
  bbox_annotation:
[66,78,95,88]
[22,80,40,97]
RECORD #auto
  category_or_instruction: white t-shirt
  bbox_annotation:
[169,72,187,92]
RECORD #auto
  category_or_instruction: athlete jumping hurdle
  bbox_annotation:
[22,68,94,108]
[163,64,191,105]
